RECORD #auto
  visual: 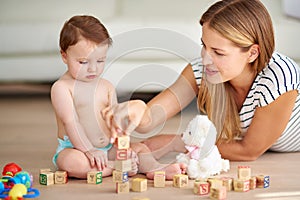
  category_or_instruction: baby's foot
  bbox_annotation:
[146,163,187,180]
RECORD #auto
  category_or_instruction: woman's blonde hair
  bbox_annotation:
[198,0,275,143]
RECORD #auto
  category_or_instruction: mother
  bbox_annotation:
[103,0,300,161]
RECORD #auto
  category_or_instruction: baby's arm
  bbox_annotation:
[51,81,107,170]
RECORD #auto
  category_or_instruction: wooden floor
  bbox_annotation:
[0,87,300,200]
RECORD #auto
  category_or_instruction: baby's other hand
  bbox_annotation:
[85,148,108,171]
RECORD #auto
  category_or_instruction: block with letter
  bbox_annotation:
[154,171,165,188]
[173,174,188,188]
[208,178,223,189]
[256,175,270,188]
[233,179,250,192]
[194,180,210,195]
[131,178,148,192]
[116,149,131,160]
[87,171,102,184]
[39,171,54,186]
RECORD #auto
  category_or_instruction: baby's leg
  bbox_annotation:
[131,142,186,180]
[56,148,113,179]
[141,134,186,160]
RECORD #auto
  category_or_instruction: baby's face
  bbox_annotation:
[62,38,109,82]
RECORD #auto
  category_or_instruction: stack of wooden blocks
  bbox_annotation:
[193,166,270,199]
[112,135,132,193]
[39,169,68,185]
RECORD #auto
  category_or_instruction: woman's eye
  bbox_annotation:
[215,51,225,56]
[97,60,104,63]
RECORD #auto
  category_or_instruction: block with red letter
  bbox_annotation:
[194,180,210,195]
[233,179,250,192]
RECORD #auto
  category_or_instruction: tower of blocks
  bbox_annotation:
[112,135,132,193]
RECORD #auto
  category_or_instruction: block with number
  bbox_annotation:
[116,181,130,193]
[132,178,147,192]
[256,175,270,188]
[194,181,210,195]
[115,159,132,172]
[210,186,227,200]
[173,174,188,188]
[39,171,54,186]
[112,170,128,183]
[116,136,130,149]
[87,171,102,184]
[54,171,68,184]
[154,171,165,188]
[238,166,251,180]
[233,179,250,192]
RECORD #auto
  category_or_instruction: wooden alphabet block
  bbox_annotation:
[131,178,147,192]
[39,171,54,186]
[154,171,165,188]
[54,171,68,184]
[173,174,188,188]
[112,170,128,183]
[194,181,210,195]
[249,176,256,189]
[115,159,132,172]
[210,186,227,200]
[116,181,130,193]
[116,136,130,149]
[207,178,223,189]
[233,179,250,192]
[87,171,102,184]
[116,149,131,160]
[256,175,270,188]
[221,177,233,191]
[238,166,251,180]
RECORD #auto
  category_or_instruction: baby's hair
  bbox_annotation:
[59,15,112,52]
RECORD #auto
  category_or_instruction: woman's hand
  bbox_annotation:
[102,100,148,143]
[85,148,108,171]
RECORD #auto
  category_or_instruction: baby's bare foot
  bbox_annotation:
[146,163,187,180]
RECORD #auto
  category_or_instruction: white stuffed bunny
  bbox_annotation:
[176,115,230,179]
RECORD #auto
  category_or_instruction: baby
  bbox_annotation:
[51,15,186,179]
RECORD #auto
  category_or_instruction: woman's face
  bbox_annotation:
[201,23,252,84]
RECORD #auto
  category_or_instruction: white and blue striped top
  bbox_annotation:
[191,52,300,152]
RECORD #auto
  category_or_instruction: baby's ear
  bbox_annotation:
[60,50,68,64]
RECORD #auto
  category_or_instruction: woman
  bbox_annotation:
[103,0,300,161]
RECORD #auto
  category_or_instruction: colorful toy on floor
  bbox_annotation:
[1,163,40,199]
[176,115,230,179]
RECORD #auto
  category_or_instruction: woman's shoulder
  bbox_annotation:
[259,52,300,86]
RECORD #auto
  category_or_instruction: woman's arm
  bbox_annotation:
[218,90,298,161]
[137,63,199,132]
[103,63,199,135]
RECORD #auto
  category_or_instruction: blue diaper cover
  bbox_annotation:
[52,135,113,168]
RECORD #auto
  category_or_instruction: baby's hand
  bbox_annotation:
[85,148,108,171]
[128,150,139,176]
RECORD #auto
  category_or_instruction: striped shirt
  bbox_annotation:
[191,52,300,152]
